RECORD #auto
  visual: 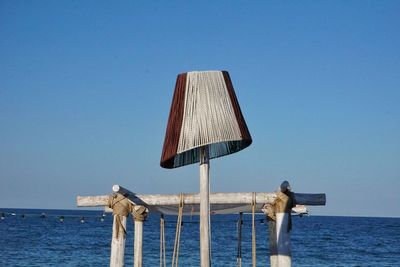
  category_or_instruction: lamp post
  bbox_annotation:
[161,71,252,266]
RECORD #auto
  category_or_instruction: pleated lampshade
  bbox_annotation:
[160,70,252,169]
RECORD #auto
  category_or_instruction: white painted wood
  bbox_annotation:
[268,212,292,267]
[134,219,144,267]
[199,146,210,267]
[292,205,307,215]
[109,192,278,206]
[77,195,109,206]
[275,212,291,267]
[110,215,127,267]
[112,184,134,197]
[77,192,325,207]
[112,184,122,193]
[104,207,113,213]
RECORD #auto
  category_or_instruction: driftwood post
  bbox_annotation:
[132,205,148,267]
[112,185,148,267]
[110,215,127,267]
[134,219,143,267]
[200,146,211,267]
[108,194,132,267]
[263,181,326,267]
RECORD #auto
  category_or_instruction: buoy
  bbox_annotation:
[59,216,65,223]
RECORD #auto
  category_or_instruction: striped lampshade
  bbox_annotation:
[160,70,252,169]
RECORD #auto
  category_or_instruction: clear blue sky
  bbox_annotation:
[1,1,399,217]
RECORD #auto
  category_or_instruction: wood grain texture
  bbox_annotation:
[77,191,325,207]
[110,215,127,267]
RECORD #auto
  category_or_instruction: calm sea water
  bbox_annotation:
[0,209,399,266]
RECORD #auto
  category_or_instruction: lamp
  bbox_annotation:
[161,70,252,266]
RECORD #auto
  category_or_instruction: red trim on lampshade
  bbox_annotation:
[160,73,187,168]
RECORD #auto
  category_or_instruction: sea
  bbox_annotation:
[0,208,399,267]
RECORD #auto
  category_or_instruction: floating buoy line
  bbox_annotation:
[0,210,307,224]
[0,211,108,223]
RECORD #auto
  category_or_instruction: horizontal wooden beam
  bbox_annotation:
[77,185,326,208]
[77,195,109,207]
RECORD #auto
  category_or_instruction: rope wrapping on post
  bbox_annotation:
[262,203,276,221]
[274,191,294,232]
[132,205,148,222]
[108,194,133,239]
[261,191,295,231]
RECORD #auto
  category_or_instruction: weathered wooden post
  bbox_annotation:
[108,194,132,267]
[199,146,211,267]
[112,185,148,267]
[110,215,127,267]
[263,181,294,267]
[132,205,148,267]
[263,181,326,267]
[267,212,279,267]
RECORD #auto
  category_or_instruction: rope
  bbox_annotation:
[252,192,256,267]
[236,212,243,267]
[262,203,276,221]
[132,205,147,222]
[172,194,184,267]
[108,194,132,239]
[160,215,166,267]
